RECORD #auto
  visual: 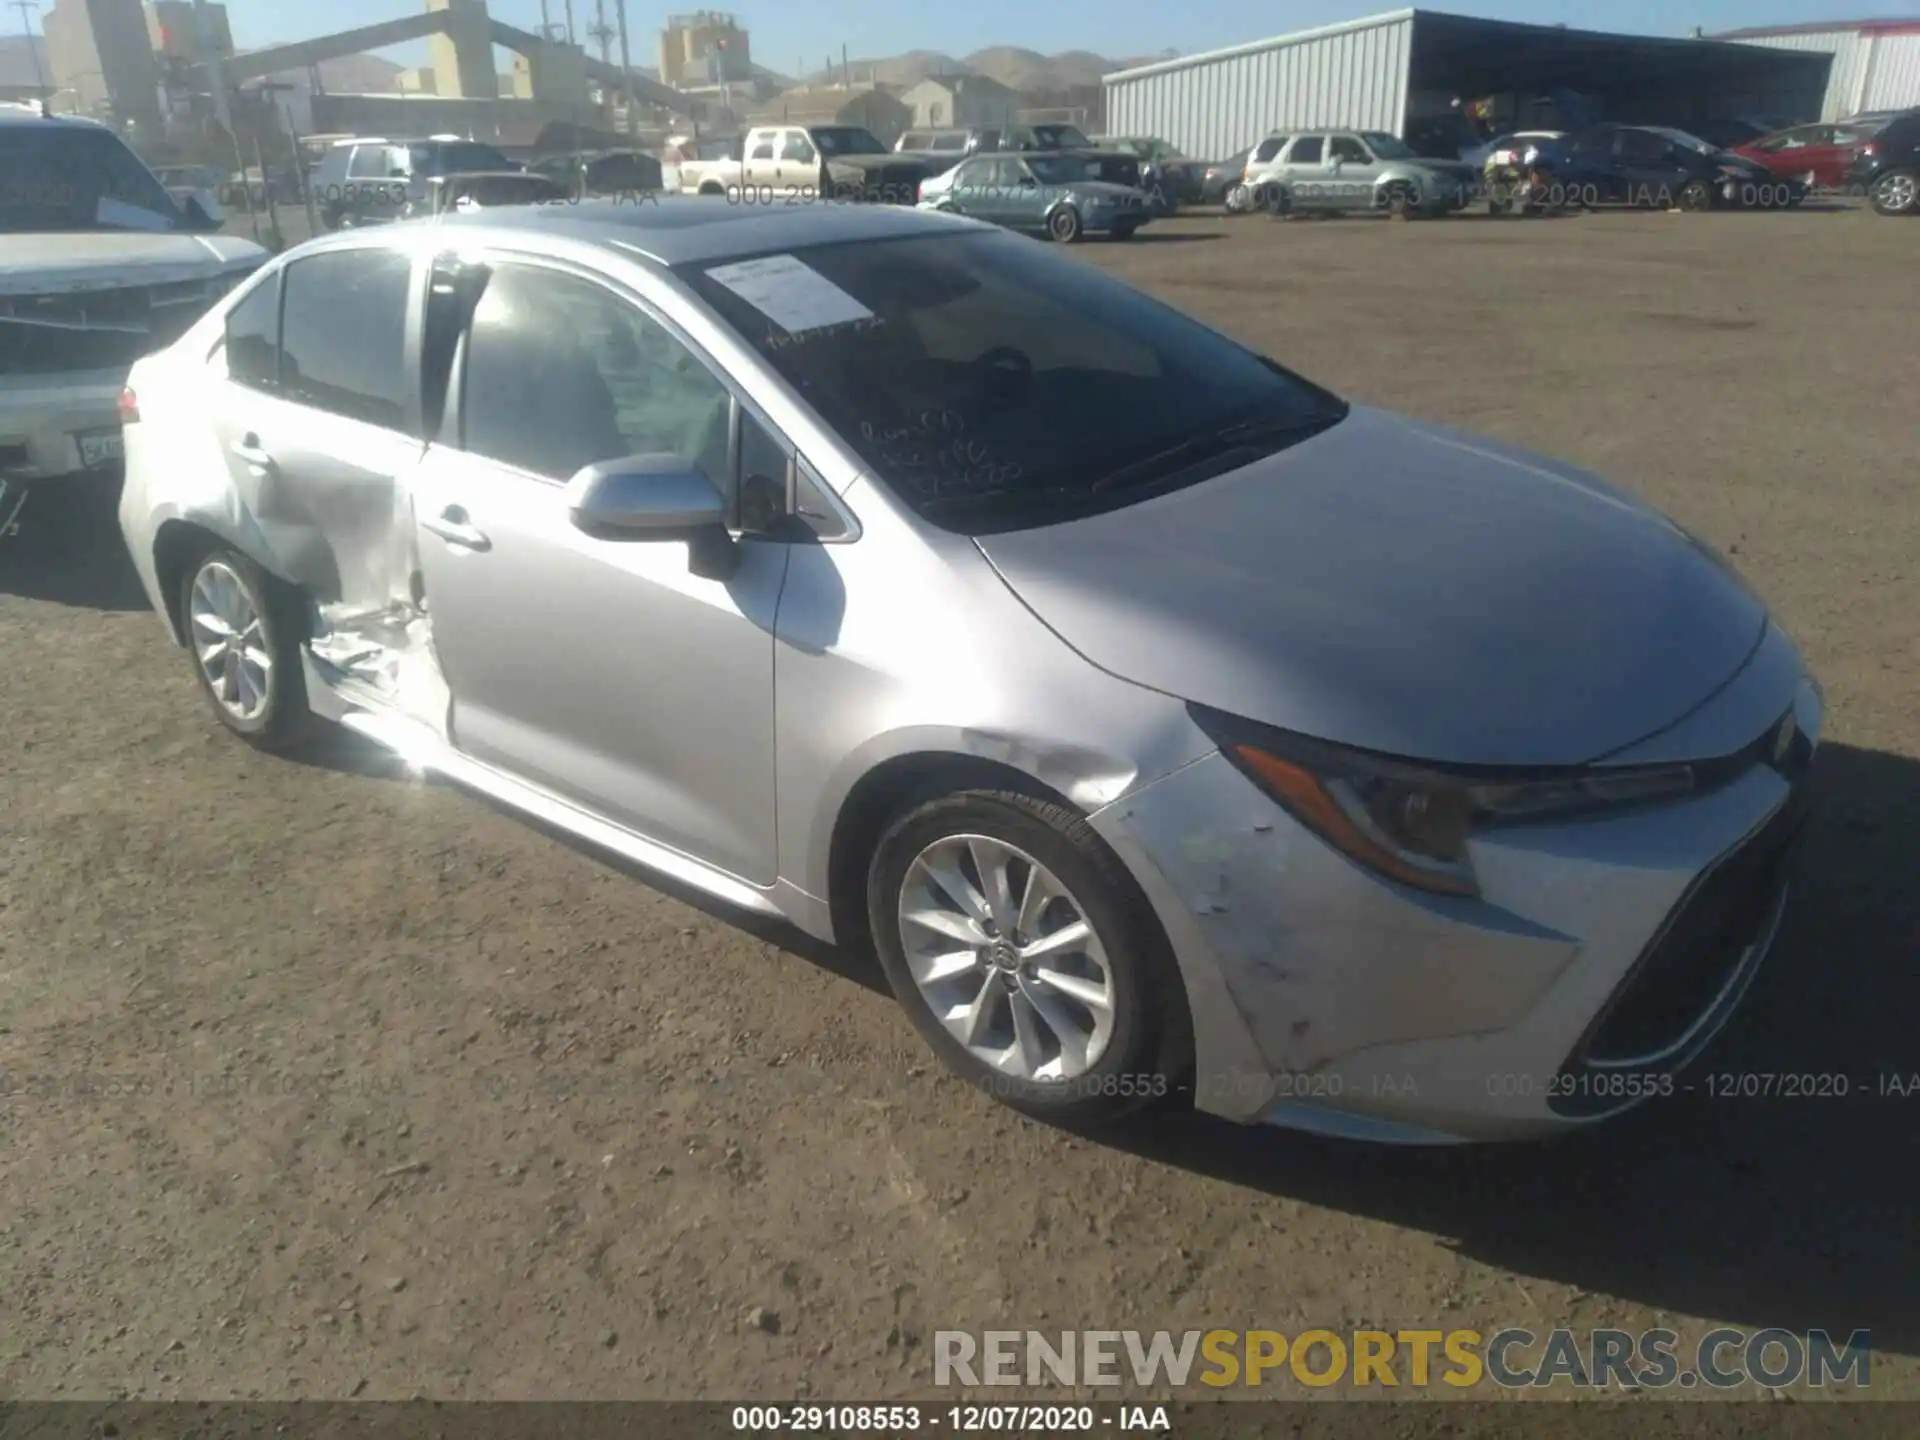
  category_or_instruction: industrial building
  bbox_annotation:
[900,73,1018,131]
[1713,18,1920,120]
[1102,8,1835,160]
[659,10,750,88]
[43,0,164,127]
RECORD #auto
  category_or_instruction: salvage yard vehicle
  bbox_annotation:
[1843,110,1920,215]
[530,148,665,198]
[1248,130,1480,217]
[401,171,569,219]
[1531,125,1806,210]
[1732,120,1882,191]
[738,124,937,203]
[0,105,264,496]
[1200,148,1253,206]
[310,135,519,229]
[1091,135,1203,203]
[918,152,1152,240]
[118,199,1823,1144]
[672,135,744,195]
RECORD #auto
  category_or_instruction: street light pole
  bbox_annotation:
[6,1,46,96]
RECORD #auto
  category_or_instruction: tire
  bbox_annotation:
[1384,182,1417,219]
[178,548,312,751]
[1677,179,1714,211]
[698,181,724,196]
[868,789,1193,1127]
[1266,186,1292,219]
[1047,205,1083,242]
[1108,221,1137,240]
[1870,169,1918,216]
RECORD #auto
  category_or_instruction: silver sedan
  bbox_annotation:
[116,199,1821,1142]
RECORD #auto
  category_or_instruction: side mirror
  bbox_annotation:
[565,455,738,577]
[182,195,221,231]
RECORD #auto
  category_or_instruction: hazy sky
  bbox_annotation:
[178,0,1915,73]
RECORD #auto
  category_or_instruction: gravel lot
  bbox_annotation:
[3,203,1917,1409]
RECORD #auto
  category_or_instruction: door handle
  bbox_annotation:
[230,434,273,468]
[421,506,490,551]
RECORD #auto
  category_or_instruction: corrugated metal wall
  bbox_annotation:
[1102,12,1413,159]
[1726,30,1871,118]
[1860,33,1920,111]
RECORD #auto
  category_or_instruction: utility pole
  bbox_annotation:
[588,0,613,130]
[613,0,634,138]
[563,0,575,46]
[7,1,45,97]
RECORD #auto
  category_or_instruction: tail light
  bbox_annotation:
[1861,143,1878,157]
[118,386,139,423]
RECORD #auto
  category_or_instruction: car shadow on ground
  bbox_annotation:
[1122,230,1223,242]
[0,477,151,612]
[1098,739,1920,1356]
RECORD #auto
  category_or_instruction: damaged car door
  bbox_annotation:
[209,246,425,665]
[406,255,789,885]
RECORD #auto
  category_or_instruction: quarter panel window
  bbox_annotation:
[1288,136,1324,164]
[278,248,410,429]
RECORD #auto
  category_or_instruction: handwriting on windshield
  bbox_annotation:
[861,410,1024,496]
[762,315,886,350]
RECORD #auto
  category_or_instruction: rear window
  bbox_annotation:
[0,126,180,233]
[410,141,511,176]
[680,232,1344,535]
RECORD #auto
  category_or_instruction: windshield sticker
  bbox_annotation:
[705,254,873,335]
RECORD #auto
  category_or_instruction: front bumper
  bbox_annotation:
[0,369,127,484]
[1089,666,1822,1144]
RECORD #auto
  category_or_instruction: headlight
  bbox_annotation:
[1193,706,1696,898]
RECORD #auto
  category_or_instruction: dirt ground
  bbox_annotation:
[3,204,1917,1410]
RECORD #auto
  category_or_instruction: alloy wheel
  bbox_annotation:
[1875,172,1916,213]
[188,560,273,722]
[896,834,1116,1081]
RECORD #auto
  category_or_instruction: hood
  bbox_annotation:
[975,406,1768,768]
[0,232,266,295]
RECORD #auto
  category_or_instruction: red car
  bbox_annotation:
[1733,120,1882,189]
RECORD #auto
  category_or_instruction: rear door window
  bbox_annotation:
[223,272,282,391]
[278,248,412,430]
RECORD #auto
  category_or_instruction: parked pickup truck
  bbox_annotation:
[737,125,938,203]
[672,135,745,195]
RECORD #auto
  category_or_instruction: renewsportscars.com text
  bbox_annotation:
[934,1327,1872,1390]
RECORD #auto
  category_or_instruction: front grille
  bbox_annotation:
[0,275,236,376]
[1547,781,1811,1119]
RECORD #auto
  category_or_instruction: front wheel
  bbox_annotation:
[179,548,312,750]
[1047,205,1083,242]
[1384,182,1418,219]
[1677,179,1714,211]
[868,790,1193,1126]
[1870,169,1918,215]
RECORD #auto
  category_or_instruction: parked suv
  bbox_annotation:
[0,105,264,493]
[310,136,519,228]
[1843,109,1920,214]
[1245,130,1479,217]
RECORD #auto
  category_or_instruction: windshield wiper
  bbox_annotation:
[1090,409,1343,494]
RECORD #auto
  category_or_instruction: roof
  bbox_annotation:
[1104,7,1850,84]
[1710,19,1920,38]
[902,73,1017,95]
[0,104,107,129]
[349,194,976,266]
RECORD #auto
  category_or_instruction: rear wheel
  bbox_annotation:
[1870,169,1918,215]
[1047,205,1083,242]
[868,790,1193,1126]
[698,181,724,196]
[1384,182,1418,219]
[1108,221,1137,240]
[179,548,311,751]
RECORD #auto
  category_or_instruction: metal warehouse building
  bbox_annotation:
[1102,8,1833,160]
[1713,18,1920,120]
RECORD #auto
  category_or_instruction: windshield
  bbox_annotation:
[410,141,511,175]
[681,231,1345,535]
[0,127,183,233]
[811,127,885,156]
[1652,128,1717,154]
[1032,125,1091,149]
[1361,131,1417,159]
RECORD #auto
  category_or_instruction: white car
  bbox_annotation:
[0,107,264,493]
